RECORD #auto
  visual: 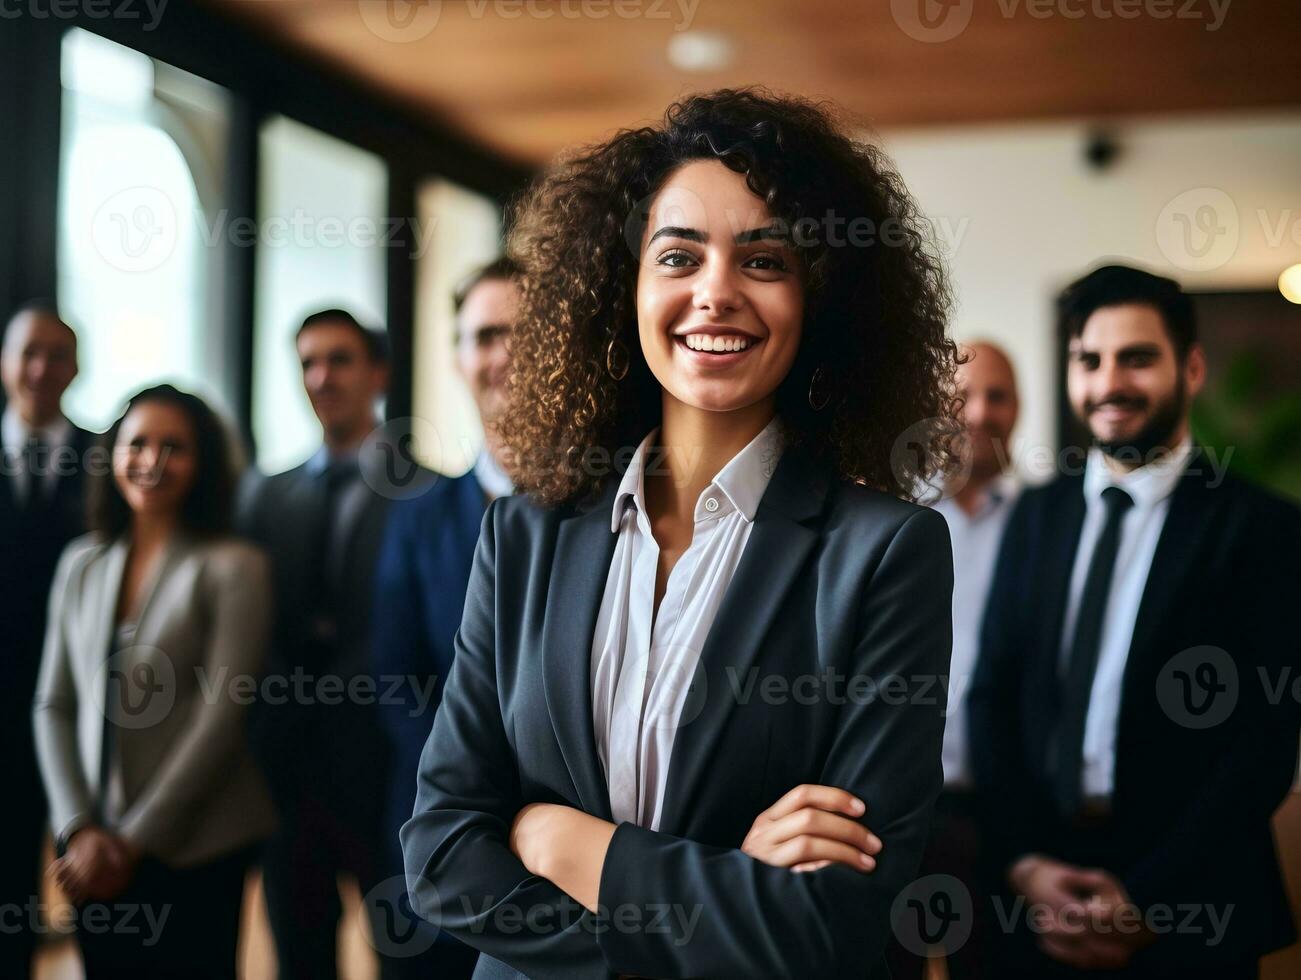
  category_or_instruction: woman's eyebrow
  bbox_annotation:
[647,224,787,245]
[648,225,705,244]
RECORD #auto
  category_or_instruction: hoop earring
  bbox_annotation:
[606,336,629,381]
[808,365,831,412]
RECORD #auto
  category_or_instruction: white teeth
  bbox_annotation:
[683,334,753,353]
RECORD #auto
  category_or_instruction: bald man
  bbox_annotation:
[1,301,93,978]
[888,341,1021,980]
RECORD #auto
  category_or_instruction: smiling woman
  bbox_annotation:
[501,86,959,506]
[400,87,961,980]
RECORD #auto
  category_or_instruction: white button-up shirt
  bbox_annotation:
[590,418,784,830]
[931,474,1020,788]
[1062,435,1192,799]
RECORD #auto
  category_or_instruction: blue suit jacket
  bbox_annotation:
[373,469,487,875]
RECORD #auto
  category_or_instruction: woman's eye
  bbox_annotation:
[746,254,787,272]
[656,249,696,268]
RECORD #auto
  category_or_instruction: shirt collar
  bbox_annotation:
[1083,433,1193,511]
[611,417,785,532]
[2,404,72,456]
[931,471,1021,523]
[306,444,360,477]
[473,449,513,499]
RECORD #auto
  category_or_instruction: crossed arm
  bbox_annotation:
[401,504,953,978]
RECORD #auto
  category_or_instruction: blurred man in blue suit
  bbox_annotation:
[370,258,518,979]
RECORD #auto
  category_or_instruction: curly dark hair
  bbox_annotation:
[88,384,238,538]
[501,86,960,506]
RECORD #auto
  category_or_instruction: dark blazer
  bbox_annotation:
[372,469,486,875]
[239,456,401,796]
[969,448,1301,968]
[2,424,93,808]
[3,421,94,749]
[401,448,954,979]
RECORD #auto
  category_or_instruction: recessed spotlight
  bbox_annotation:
[668,31,736,73]
[1279,263,1301,305]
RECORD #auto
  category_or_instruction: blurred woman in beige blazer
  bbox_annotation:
[33,383,275,979]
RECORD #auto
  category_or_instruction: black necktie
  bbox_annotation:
[21,434,49,515]
[307,458,358,637]
[1052,485,1135,817]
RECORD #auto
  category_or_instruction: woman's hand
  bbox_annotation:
[741,784,882,874]
[509,803,615,913]
[50,826,138,903]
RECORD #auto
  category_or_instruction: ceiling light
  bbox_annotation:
[668,31,736,73]
[1279,264,1301,305]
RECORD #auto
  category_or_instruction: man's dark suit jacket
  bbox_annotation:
[2,421,92,974]
[400,447,955,979]
[3,423,93,807]
[372,469,485,876]
[239,457,400,798]
[969,448,1301,969]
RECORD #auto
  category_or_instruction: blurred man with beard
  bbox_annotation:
[970,265,1300,978]
[887,341,1021,980]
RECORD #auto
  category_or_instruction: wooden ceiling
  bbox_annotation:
[203,0,1301,167]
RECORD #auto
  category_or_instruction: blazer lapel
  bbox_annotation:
[1038,479,1087,713]
[541,482,619,821]
[658,449,828,832]
[1125,449,1216,672]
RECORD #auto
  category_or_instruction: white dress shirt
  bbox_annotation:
[473,449,513,500]
[590,418,784,830]
[1062,435,1193,799]
[2,404,73,503]
[930,474,1020,789]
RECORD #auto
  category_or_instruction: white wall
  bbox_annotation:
[877,111,1301,478]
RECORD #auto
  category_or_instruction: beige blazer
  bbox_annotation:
[33,530,277,867]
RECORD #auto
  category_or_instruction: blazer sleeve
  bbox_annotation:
[33,541,96,841]
[401,501,614,979]
[1121,496,1301,920]
[116,544,273,851]
[968,494,1056,871]
[593,507,954,978]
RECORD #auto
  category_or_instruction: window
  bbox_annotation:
[57,28,233,430]
[252,115,388,474]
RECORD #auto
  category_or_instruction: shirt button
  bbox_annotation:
[704,496,720,513]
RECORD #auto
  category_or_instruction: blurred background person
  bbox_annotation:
[970,265,1301,978]
[0,300,91,979]
[370,257,518,978]
[32,383,275,978]
[889,340,1021,980]
[240,309,431,980]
